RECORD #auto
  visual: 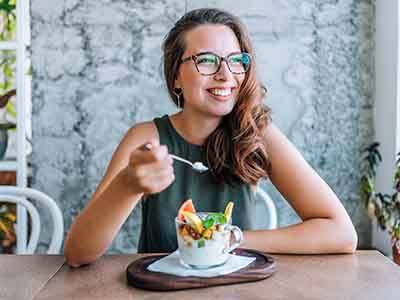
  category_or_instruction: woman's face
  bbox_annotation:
[175,24,246,118]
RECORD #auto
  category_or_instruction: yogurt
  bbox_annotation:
[175,212,242,269]
[177,224,230,268]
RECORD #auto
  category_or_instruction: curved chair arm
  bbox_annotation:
[256,186,278,229]
[0,186,64,254]
[0,195,41,254]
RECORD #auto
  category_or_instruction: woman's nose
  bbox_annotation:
[214,60,232,81]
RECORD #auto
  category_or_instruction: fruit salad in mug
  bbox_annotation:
[175,199,243,269]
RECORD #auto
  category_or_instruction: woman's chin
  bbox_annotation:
[202,103,234,117]
[207,99,236,116]
[187,97,236,117]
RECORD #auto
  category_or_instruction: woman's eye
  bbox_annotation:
[230,56,243,64]
[197,56,217,64]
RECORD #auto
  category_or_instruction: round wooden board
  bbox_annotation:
[126,248,276,291]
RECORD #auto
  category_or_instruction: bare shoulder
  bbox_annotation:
[263,122,285,146]
[263,122,298,162]
[108,120,159,171]
[122,120,159,148]
[262,121,313,191]
[262,122,342,220]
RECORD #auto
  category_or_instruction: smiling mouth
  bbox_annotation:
[206,88,233,97]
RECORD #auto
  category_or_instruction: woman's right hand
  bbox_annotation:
[125,139,175,195]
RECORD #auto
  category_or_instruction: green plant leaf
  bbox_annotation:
[202,218,214,230]
[197,239,205,248]
[204,212,227,225]
[0,122,15,130]
[6,101,16,118]
[0,2,16,13]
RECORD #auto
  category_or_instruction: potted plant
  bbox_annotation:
[0,201,16,253]
[0,88,16,159]
[360,142,400,265]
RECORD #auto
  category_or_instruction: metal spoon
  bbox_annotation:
[170,154,209,173]
[142,143,208,173]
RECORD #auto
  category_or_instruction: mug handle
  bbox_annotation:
[224,225,243,253]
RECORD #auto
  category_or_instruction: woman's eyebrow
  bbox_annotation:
[192,50,242,56]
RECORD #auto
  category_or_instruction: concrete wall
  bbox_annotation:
[31,0,374,253]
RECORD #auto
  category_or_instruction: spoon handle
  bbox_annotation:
[142,144,200,170]
[170,154,193,167]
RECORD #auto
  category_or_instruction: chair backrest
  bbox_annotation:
[255,186,278,230]
[0,186,63,254]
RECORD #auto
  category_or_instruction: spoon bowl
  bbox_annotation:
[170,155,208,173]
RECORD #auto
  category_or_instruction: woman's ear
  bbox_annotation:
[174,77,181,89]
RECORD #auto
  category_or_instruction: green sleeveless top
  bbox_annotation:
[137,115,256,253]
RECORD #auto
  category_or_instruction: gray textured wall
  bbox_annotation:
[31,0,374,253]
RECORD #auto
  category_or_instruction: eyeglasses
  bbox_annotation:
[180,51,251,75]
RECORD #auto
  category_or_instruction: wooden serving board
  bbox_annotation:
[126,248,276,291]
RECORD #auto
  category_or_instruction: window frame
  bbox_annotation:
[0,0,31,253]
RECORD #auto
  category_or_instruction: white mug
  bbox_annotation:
[175,212,243,269]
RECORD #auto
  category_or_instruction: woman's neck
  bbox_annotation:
[170,111,221,146]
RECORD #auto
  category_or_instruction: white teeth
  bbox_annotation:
[208,88,232,96]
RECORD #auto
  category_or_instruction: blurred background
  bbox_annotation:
[2,0,399,262]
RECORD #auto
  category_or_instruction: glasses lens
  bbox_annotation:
[195,53,219,75]
[228,53,251,73]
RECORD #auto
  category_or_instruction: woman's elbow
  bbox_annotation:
[338,222,358,254]
[64,246,98,268]
[64,236,98,268]
[65,256,83,268]
[64,243,85,268]
[345,230,358,253]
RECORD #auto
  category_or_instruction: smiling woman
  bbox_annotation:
[64,8,357,267]
[163,15,271,185]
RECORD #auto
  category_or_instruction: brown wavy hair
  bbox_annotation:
[162,8,272,185]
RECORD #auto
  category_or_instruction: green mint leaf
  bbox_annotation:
[206,212,226,224]
[218,215,227,224]
[208,212,221,218]
[203,218,215,229]
[197,239,205,248]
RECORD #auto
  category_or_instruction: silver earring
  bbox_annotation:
[173,89,183,109]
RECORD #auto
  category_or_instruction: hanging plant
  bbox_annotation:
[360,142,400,265]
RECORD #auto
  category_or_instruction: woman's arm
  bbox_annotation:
[64,122,160,266]
[243,123,358,254]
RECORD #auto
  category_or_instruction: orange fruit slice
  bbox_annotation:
[177,198,196,221]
